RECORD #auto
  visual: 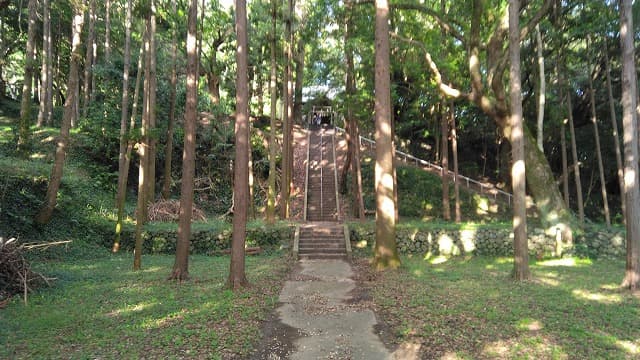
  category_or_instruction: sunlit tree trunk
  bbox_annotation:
[560,118,570,207]
[620,0,640,291]
[604,37,625,223]
[451,101,461,223]
[37,0,52,128]
[113,0,134,253]
[535,24,545,153]
[441,102,450,221]
[35,7,84,225]
[146,1,157,205]
[293,39,304,122]
[265,0,277,224]
[372,0,400,270]
[18,0,37,155]
[169,0,198,281]
[280,0,294,219]
[82,0,96,119]
[587,36,610,227]
[162,0,178,201]
[229,0,249,290]
[340,6,353,195]
[509,0,529,281]
[104,0,111,63]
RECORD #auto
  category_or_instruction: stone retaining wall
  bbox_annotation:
[348,223,626,258]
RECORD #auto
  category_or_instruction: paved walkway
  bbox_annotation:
[253,259,421,359]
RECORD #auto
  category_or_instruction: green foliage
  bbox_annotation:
[360,255,640,359]
[116,220,294,255]
[0,253,293,358]
[359,158,510,222]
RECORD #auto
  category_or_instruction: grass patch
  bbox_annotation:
[356,255,640,359]
[1,252,293,359]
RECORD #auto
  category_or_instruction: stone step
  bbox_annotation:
[298,253,347,260]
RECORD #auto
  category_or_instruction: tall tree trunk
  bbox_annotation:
[620,0,640,291]
[293,39,304,122]
[113,0,134,252]
[37,0,51,127]
[451,101,461,223]
[229,0,249,289]
[561,118,570,207]
[18,0,37,155]
[104,0,111,63]
[162,0,178,201]
[344,1,366,219]
[604,36,626,223]
[565,78,584,224]
[372,0,400,270]
[265,0,277,224]
[82,0,96,119]
[146,1,157,205]
[169,0,198,281]
[535,23,545,153]
[587,37,610,227]
[35,7,84,224]
[441,102,450,221]
[280,0,294,219]
[134,24,153,270]
[509,0,529,281]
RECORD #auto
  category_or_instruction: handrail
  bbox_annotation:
[331,128,341,221]
[320,130,324,219]
[303,129,311,221]
[335,126,513,206]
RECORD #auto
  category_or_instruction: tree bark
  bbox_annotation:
[162,0,178,201]
[82,0,96,119]
[372,0,400,270]
[146,1,157,205]
[565,77,584,225]
[280,0,294,219]
[509,0,529,281]
[293,39,304,122]
[37,0,52,127]
[35,8,84,225]
[228,0,249,289]
[587,37,610,227]
[620,0,640,291]
[113,0,134,253]
[560,118,570,207]
[104,0,111,62]
[535,24,545,153]
[441,102,450,221]
[451,101,461,223]
[18,0,37,155]
[265,0,277,224]
[604,36,625,223]
[169,0,198,281]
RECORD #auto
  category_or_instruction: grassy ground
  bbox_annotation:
[1,252,293,359]
[355,255,640,359]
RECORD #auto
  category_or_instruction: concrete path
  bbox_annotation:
[252,259,421,359]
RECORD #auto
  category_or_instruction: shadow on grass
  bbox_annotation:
[0,253,293,359]
[356,254,639,359]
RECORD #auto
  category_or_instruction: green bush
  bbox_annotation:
[115,221,294,255]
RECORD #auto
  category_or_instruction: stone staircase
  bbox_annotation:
[295,125,350,260]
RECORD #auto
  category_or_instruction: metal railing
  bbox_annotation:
[335,126,513,206]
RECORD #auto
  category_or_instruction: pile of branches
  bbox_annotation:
[0,237,50,305]
[148,200,206,222]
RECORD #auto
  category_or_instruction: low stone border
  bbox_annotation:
[348,223,626,259]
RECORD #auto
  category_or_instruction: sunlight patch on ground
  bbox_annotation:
[615,340,639,355]
[517,318,543,331]
[572,289,622,304]
[391,341,420,359]
[355,240,368,248]
[29,153,46,159]
[107,301,156,318]
[535,276,560,287]
[425,255,449,265]
[538,258,579,267]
